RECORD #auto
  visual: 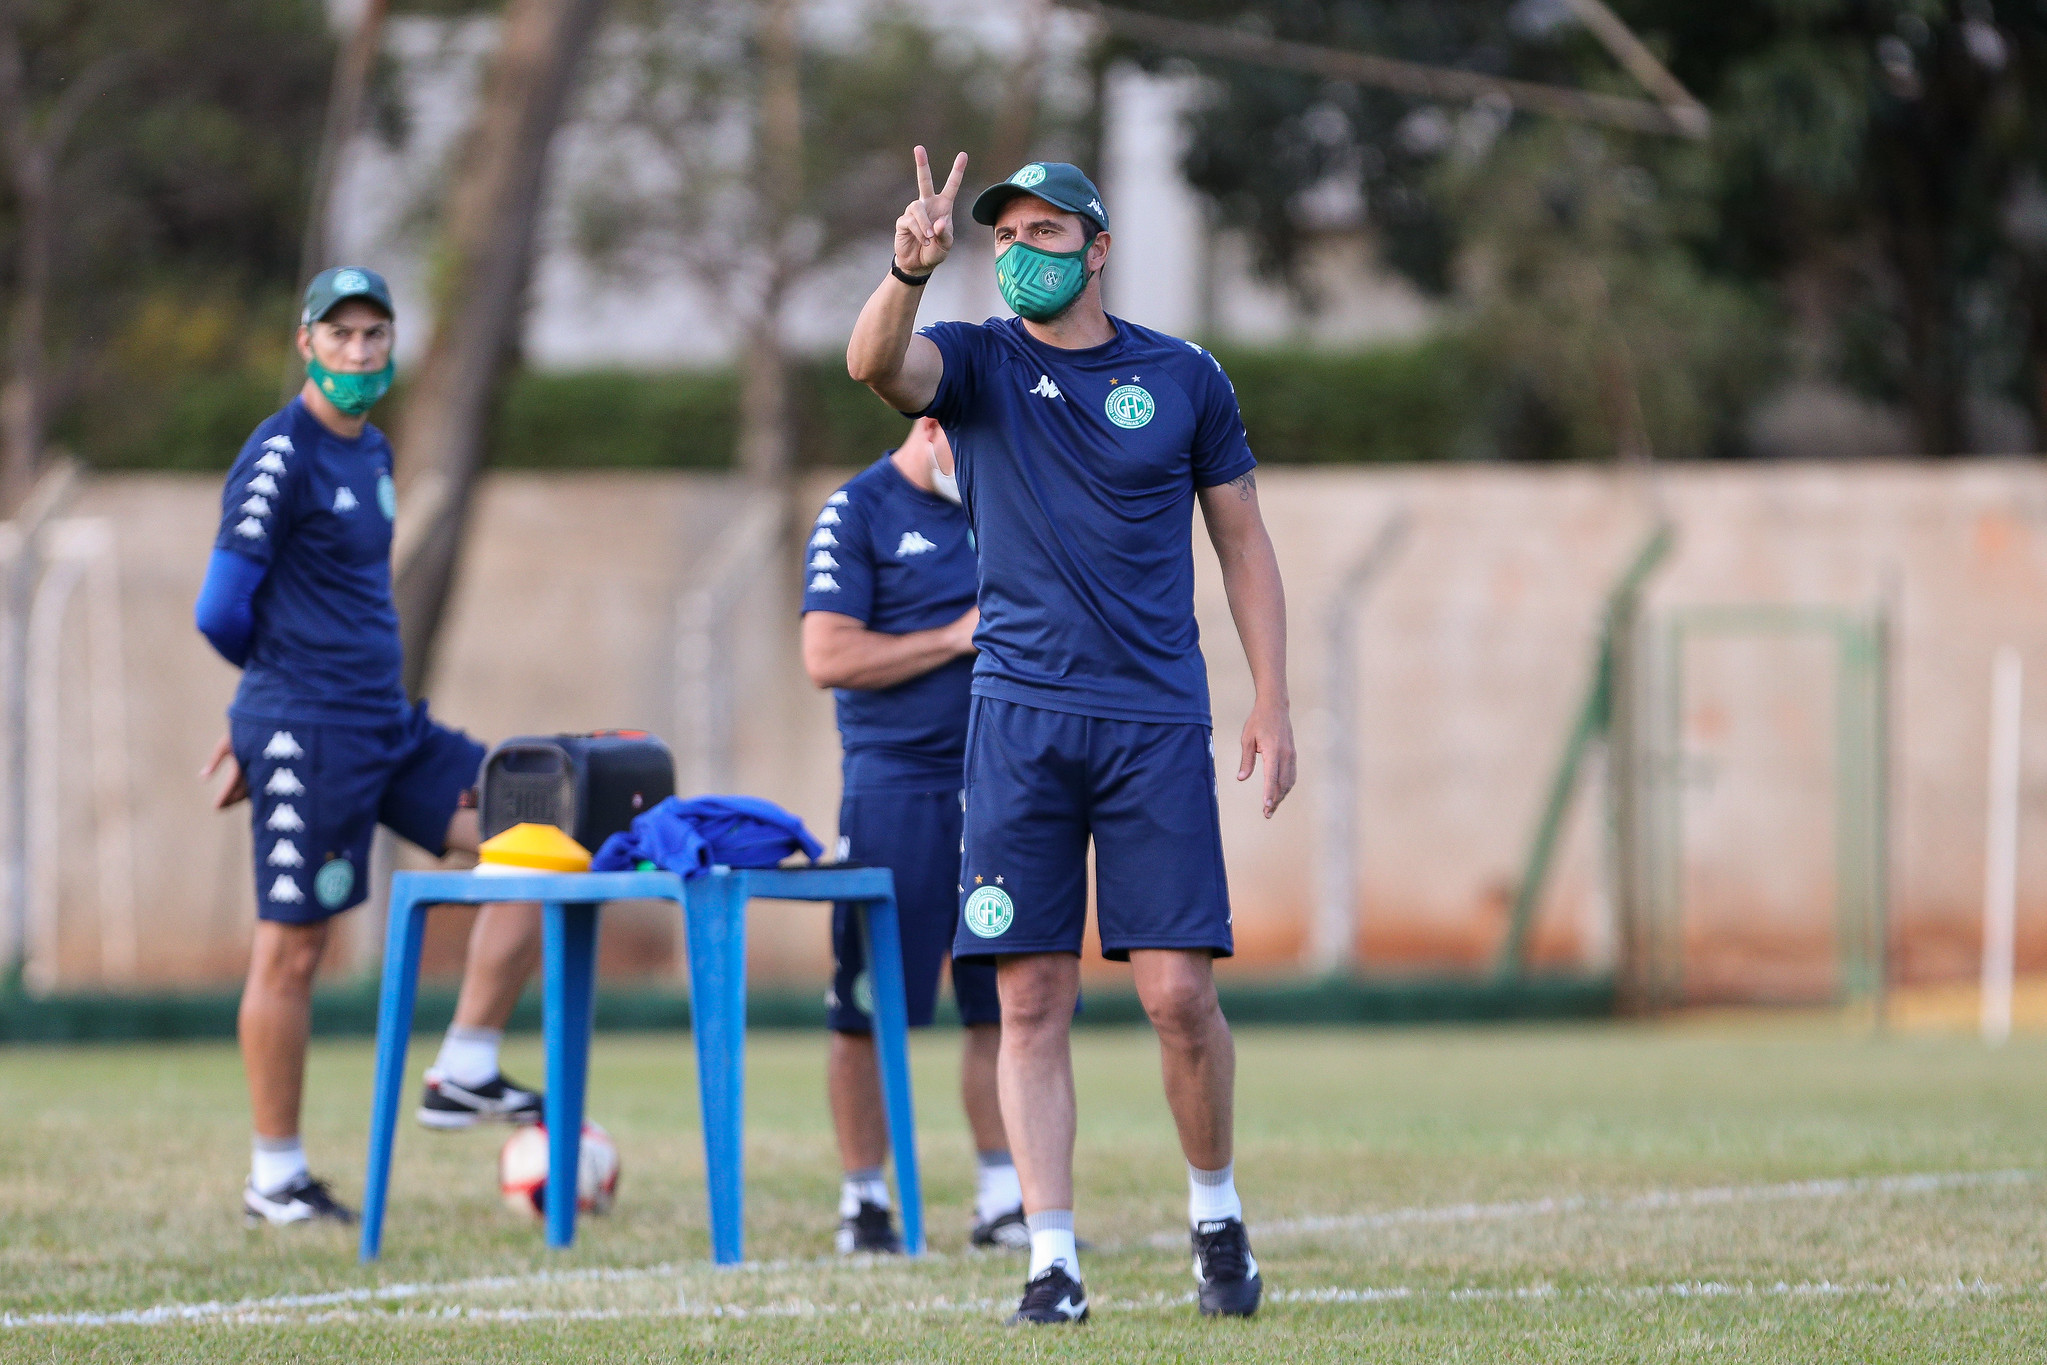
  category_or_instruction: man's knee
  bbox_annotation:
[996,957,1077,1033]
[1138,963,1221,1042]
[249,920,328,992]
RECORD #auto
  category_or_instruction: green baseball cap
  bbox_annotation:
[971,162,1109,234]
[301,266,394,325]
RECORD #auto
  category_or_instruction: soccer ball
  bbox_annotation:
[499,1120,620,1217]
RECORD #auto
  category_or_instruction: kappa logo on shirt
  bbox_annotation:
[266,804,305,833]
[816,507,842,527]
[254,451,288,476]
[810,527,838,549]
[240,495,271,518]
[267,839,304,868]
[234,517,266,540]
[808,551,839,571]
[263,731,304,760]
[263,435,294,455]
[1029,374,1063,400]
[265,768,305,797]
[248,472,279,498]
[896,531,937,556]
[808,572,840,593]
[827,491,849,506]
[333,487,358,514]
[268,874,305,905]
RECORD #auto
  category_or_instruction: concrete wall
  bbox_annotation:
[25,461,2047,1002]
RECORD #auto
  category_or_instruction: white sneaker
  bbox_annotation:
[242,1174,357,1227]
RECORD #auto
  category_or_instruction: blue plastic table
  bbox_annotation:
[357,864,922,1264]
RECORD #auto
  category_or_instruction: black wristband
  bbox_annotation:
[890,262,933,287]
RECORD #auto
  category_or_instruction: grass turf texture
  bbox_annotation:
[4,1020,2046,1360]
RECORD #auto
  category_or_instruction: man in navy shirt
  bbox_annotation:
[195,268,546,1227]
[800,416,1026,1255]
[848,154,1295,1323]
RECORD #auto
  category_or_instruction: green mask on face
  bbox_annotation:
[307,357,395,416]
[996,238,1094,323]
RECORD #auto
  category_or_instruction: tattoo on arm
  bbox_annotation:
[1228,471,1256,501]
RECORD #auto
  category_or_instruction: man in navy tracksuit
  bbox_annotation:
[848,154,1296,1323]
[801,415,1022,1255]
[195,268,546,1227]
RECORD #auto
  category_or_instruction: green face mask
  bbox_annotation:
[307,357,395,416]
[996,239,1094,323]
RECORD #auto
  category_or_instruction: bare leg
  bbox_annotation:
[442,808,539,1031]
[1130,949,1234,1170]
[960,1022,1006,1153]
[995,953,1080,1212]
[827,1030,888,1171]
[240,919,330,1139]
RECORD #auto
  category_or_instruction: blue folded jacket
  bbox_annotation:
[591,795,823,878]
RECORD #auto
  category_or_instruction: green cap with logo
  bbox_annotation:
[301,266,395,326]
[971,162,1109,234]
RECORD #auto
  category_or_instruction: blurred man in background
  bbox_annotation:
[848,152,1294,1323]
[801,415,1025,1255]
[195,268,545,1227]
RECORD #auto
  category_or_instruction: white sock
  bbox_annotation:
[975,1150,1023,1223]
[433,1024,503,1089]
[1026,1209,1078,1279]
[1189,1161,1242,1225]
[839,1167,891,1218]
[250,1135,307,1195]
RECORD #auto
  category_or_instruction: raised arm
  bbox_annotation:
[1197,471,1296,817]
[847,146,966,414]
[802,608,978,691]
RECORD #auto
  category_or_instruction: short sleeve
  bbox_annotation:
[214,424,304,565]
[801,484,875,624]
[1185,345,1257,489]
[911,320,984,427]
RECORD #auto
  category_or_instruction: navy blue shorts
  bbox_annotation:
[953,697,1232,963]
[829,787,1000,1032]
[231,702,487,925]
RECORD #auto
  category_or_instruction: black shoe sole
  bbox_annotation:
[1008,1307,1090,1326]
[1198,1275,1262,1318]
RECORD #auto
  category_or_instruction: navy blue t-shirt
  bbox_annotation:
[915,315,1256,725]
[802,455,977,791]
[214,398,407,724]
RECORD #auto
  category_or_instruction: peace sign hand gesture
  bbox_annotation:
[896,145,968,275]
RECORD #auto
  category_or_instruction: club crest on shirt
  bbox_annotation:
[896,530,936,556]
[1105,383,1155,430]
[809,572,840,593]
[333,486,358,513]
[964,885,1014,938]
[377,472,397,520]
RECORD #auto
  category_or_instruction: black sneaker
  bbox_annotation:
[243,1174,357,1228]
[1009,1262,1089,1325]
[971,1205,1030,1250]
[835,1200,903,1255]
[1192,1217,1262,1317]
[416,1070,543,1129]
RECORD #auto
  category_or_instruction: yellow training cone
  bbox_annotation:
[477,822,592,874]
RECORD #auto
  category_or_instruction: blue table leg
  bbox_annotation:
[859,893,923,1256]
[543,900,601,1249]
[685,875,749,1264]
[360,881,430,1262]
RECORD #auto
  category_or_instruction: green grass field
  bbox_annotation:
[5,1018,2046,1361]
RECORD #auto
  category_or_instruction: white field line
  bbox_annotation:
[5,1168,2035,1331]
[1137,1167,2039,1250]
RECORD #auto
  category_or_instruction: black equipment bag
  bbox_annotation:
[477,731,675,850]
